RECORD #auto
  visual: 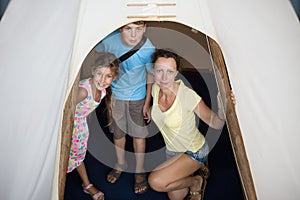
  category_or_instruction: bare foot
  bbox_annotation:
[189,175,203,200]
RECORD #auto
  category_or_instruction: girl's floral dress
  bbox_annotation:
[67,78,106,172]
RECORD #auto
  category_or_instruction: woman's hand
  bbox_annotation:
[217,91,236,109]
[230,91,236,105]
[217,90,236,120]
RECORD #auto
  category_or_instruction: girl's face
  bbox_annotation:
[153,57,178,89]
[120,23,146,47]
[92,66,115,91]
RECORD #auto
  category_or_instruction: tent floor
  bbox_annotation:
[64,125,244,200]
[64,71,245,200]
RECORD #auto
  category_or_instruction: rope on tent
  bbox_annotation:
[126,2,176,19]
[127,3,176,7]
[127,15,176,19]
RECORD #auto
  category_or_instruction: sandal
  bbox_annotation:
[198,162,210,180]
[107,162,127,183]
[188,161,210,200]
[134,172,148,194]
[187,176,207,200]
[82,184,104,200]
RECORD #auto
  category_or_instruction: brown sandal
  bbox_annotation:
[134,172,148,194]
[107,162,127,183]
[187,177,207,200]
[188,161,210,200]
[198,161,210,180]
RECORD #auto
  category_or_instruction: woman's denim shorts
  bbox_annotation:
[166,142,209,165]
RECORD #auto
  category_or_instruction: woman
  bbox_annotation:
[148,49,235,200]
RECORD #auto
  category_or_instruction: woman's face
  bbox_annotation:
[120,23,146,47]
[153,57,178,89]
[92,66,115,91]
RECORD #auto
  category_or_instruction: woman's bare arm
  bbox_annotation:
[194,100,225,130]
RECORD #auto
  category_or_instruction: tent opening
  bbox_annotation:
[60,21,255,200]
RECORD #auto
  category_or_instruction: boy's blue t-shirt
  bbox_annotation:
[95,31,155,101]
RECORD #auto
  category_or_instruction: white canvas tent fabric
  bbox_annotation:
[0,0,299,200]
[0,0,80,199]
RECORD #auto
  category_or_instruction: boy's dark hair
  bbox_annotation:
[120,21,145,29]
[132,21,145,26]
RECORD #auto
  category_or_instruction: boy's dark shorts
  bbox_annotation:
[109,98,148,139]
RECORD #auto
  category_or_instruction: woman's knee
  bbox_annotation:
[168,189,188,200]
[148,172,166,192]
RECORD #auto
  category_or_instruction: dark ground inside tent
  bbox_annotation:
[64,71,245,200]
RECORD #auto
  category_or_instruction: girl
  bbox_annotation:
[67,52,119,200]
[148,49,235,200]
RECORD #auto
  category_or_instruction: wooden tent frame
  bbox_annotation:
[59,73,79,200]
[208,38,257,200]
[58,27,257,200]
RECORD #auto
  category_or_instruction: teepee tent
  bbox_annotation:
[0,0,299,200]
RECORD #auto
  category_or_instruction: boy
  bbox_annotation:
[95,21,155,194]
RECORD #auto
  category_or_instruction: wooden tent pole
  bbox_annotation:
[58,74,80,200]
[208,37,257,200]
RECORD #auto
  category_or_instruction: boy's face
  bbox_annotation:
[120,23,146,47]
